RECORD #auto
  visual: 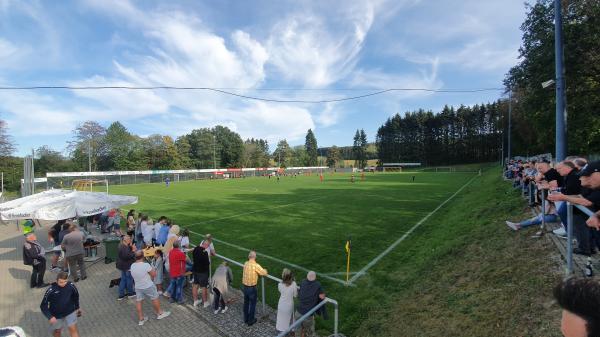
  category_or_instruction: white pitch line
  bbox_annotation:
[187,195,326,226]
[348,175,478,284]
[187,229,349,285]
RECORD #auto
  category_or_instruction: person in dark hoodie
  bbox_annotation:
[23,233,49,288]
[296,271,326,337]
[40,272,81,337]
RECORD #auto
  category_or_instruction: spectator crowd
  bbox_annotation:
[22,208,328,336]
[504,157,600,337]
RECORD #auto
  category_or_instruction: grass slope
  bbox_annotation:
[351,166,563,337]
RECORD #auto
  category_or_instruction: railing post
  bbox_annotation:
[261,276,266,315]
[334,301,339,337]
[541,189,547,231]
[566,201,574,276]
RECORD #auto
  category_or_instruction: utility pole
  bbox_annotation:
[88,137,92,172]
[554,0,567,161]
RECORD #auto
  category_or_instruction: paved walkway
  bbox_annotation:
[0,223,279,337]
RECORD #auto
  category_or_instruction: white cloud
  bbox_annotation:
[266,2,375,88]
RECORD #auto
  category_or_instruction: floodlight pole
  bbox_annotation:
[554,0,567,161]
[507,89,512,160]
[213,133,217,170]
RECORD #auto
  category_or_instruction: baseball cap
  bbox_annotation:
[578,161,600,176]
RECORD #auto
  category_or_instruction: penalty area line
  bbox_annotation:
[347,175,478,285]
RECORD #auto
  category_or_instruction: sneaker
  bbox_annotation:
[163,292,170,298]
[157,311,171,320]
[128,293,137,299]
[157,290,163,295]
[203,301,211,308]
[138,317,148,326]
[193,300,200,307]
[221,306,228,314]
[553,227,567,238]
[118,295,126,301]
[214,309,220,314]
[505,221,520,231]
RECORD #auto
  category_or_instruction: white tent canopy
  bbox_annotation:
[0,189,138,221]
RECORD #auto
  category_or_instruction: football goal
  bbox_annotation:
[71,179,109,193]
[382,163,421,172]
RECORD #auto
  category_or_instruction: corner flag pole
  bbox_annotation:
[345,237,351,284]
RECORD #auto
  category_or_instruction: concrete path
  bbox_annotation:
[0,222,279,337]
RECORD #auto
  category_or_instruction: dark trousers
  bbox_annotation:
[30,258,46,288]
[574,214,594,253]
[213,288,226,310]
[66,254,86,280]
[242,285,257,323]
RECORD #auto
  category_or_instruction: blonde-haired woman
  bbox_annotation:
[276,268,297,334]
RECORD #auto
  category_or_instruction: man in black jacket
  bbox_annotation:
[192,245,210,308]
[40,272,81,337]
[23,233,49,288]
[116,235,136,300]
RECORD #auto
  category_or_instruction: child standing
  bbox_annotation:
[152,249,165,294]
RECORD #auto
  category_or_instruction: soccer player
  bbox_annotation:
[350,174,355,183]
[165,177,170,187]
[319,173,324,182]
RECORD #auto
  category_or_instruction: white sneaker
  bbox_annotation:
[221,306,228,314]
[553,227,567,237]
[203,301,211,308]
[157,290,163,295]
[193,300,200,307]
[157,311,171,320]
[138,317,148,326]
[214,309,220,314]
[505,221,520,231]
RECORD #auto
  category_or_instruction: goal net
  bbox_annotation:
[420,167,456,173]
[382,162,421,172]
[71,179,109,193]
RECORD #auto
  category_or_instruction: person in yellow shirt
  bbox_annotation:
[242,250,267,326]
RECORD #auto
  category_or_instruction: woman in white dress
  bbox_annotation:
[276,268,297,334]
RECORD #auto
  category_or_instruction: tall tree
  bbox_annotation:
[359,129,368,168]
[326,145,341,168]
[104,122,146,170]
[273,139,291,167]
[0,117,15,157]
[35,146,73,175]
[68,121,106,171]
[304,129,318,166]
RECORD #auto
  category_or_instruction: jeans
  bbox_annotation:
[556,202,567,229]
[574,213,597,253]
[213,288,226,310]
[519,214,558,228]
[66,254,86,280]
[30,258,46,288]
[118,270,134,297]
[243,285,257,323]
[168,276,185,303]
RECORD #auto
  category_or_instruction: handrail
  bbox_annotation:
[187,245,340,336]
[565,202,596,276]
[277,297,339,337]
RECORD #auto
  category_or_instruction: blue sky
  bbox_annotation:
[0,0,526,156]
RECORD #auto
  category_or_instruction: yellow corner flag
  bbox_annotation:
[345,237,351,283]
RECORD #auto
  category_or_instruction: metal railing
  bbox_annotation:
[565,202,596,276]
[185,240,340,337]
[213,252,339,337]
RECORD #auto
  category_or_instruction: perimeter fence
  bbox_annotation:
[45,166,329,190]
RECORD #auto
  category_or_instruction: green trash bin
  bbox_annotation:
[103,237,121,264]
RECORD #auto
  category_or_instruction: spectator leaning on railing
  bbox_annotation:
[550,161,582,238]
[577,161,600,230]
[548,161,600,256]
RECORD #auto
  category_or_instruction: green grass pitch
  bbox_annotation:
[108,171,475,283]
